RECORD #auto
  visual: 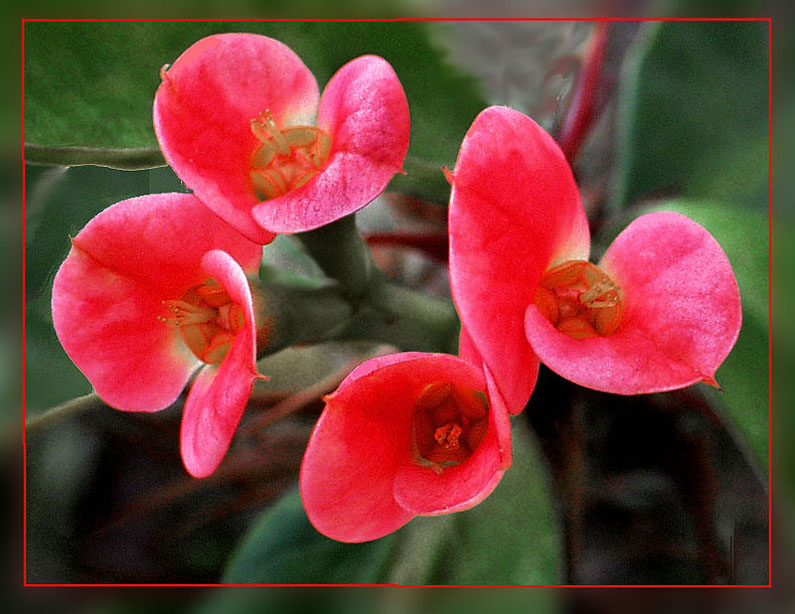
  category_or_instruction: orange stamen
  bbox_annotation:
[535,260,624,339]
[249,110,332,201]
[412,381,489,468]
[158,279,245,365]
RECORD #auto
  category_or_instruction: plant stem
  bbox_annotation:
[365,231,449,262]
[295,214,375,300]
[25,393,105,439]
[556,21,610,164]
[338,280,460,354]
[250,281,354,359]
[25,143,167,170]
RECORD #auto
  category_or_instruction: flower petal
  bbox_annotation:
[180,359,257,478]
[154,33,319,243]
[180,250,261,478]
[299,353,483,542]
[524,212,742,394]
[252,55,409,233]
[449,106,588,413]
[458,324,540,416]
[393,362,511,515]
[459,323,535,416]
[69,193,262,296]
[457,324,480,366]
[52,245,199,411]
[484,363,513,471]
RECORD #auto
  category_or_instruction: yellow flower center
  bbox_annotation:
[158,279,245,364]
[534,260,624,339]
[249,111,332,201]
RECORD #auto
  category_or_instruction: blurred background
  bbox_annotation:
[11,3,785,612]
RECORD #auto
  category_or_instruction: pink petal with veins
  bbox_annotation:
[524,212,742,394]
[300,353,506,542]
[154,33,318,243]
[449,106,588,413]
[253,55,409,233]
[51,194,261,412]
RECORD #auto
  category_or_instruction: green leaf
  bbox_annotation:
[601,200,769,472]
[223,420,561,584]
[613,21,768,210]
[24,21,485,199]
[222,486,398,584]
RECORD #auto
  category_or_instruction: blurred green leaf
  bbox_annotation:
[24,21,485,199]
[601,200,769,472]
[200,585,559,614]
[223,420,561,584]
[613,21,768,210]
[222,486,398,584]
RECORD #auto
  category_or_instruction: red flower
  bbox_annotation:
[448,106,742,402]
[299,352,511,542]
[52,193,266,478]
[154,33,410,243]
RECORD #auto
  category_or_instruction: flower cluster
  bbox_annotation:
[51,35,741,543]
[52,33,409,477]
[299,107,742,542]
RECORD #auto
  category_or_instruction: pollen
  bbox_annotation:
[249,111,332,202]
[158,279,245,365]
[412,381,489,468]
[534,260,624,339]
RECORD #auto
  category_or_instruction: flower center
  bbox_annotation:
[534,260,624,339]
[158,279,245,365]
[249,111,332,201]
[411,381,489,467]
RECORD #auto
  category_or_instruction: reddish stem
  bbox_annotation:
[366,231,449,262]
[557,21,610,164]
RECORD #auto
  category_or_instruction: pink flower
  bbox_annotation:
[52,193,266,478]
[448,106,742,404]
[299,351,511,542]
[154,33,410,243]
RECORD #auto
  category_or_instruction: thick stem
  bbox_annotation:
[249,280,354,358]
[293,212,460,353]
[250,277,460,358]
[294,214,375,300]
[337,279,460,354]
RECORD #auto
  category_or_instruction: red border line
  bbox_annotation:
[766,16,773,588]
[20,17,772,23]
[21,17,28,588]
[21,16,774,589]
